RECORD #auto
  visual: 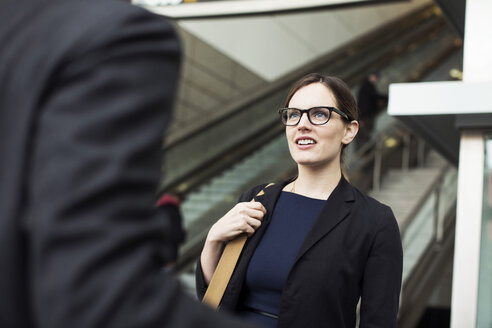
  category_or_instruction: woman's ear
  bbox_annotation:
[342,120,359,145]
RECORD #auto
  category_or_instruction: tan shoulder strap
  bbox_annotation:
[202,183,274,308]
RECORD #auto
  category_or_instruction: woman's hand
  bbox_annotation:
[200,201,266,284]
[207,202,266,243]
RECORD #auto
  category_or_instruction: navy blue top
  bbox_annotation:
[239,191,325,327]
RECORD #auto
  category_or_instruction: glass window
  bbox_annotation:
[477,134,492,327]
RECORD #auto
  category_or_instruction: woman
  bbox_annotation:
[196,73,403,328]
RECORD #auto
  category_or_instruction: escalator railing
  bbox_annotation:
[176,116,425,272]
[160,4,457,198]
[172,9,462,272]
[353,146,456,327]
[397,165,457,328]
[165,4,462,318]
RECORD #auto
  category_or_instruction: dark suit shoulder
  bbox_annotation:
[0,0,180,116]
[353,187,391,210]
[350,186,398,228]
[46,0,178,59]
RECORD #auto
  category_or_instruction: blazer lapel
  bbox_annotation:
[244,180,291,247]
[253,180,289,223]
[293,177,355,264]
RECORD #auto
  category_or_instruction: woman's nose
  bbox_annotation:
[297,112,312,129]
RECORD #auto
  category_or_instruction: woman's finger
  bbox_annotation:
[242,224,256,236]
[246,217,262,230]
[241,207,265,220]
[248,201,266,214]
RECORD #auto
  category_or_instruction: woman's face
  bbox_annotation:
[285,82,357,169]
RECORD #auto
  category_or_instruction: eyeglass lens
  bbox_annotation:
[281,107,332,126]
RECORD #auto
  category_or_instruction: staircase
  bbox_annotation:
[367,149,457,328]
[369,151,455,281]
[370,151,445,227]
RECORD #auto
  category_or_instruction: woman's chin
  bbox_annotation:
[294,157,339,169]
[295,159,325,168]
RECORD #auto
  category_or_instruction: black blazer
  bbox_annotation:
[197,177,403,328]
[0,1,253,327]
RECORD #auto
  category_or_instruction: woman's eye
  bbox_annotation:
[289,112,300,119]
[312,110,328,119]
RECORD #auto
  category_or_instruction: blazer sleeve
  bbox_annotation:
[26,5,254,328]
[359,206,403,328]
[195,183,268,300]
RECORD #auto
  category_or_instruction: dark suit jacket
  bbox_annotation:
[197,177,403,328]
[0,0,254,327]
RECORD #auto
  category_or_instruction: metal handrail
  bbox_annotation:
[345,121,408,191]
[399,164,452,238]
[163,4,440,150]
[372,131,418,192]
[160,7,458,195]
[170,10,462,272]
[396,162,457,328]
[355,156,456,328]
[397,201,456,328]
[161,8,458,196]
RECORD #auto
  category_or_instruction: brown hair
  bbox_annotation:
[284,73,359,121]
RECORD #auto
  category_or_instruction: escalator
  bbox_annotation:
[170,6,461,323]
[155,5,463,324]
[161,4,456,197]
[163,4,461,276]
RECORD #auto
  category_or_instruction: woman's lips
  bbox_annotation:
[295,137,316,149]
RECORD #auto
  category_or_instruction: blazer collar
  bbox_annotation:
[295,176,355,263]
[252,178,293,217]
[255,176,355,264]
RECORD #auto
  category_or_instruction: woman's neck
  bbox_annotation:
[290,163,342,200]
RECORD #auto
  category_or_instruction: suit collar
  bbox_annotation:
[252,178,293,220]
[255,175,354,211]
[294,176,355,263]
[255,176,355,264]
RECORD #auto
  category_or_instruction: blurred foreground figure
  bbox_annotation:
[0,0,255,327]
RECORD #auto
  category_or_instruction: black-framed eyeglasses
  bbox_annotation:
[278,106,350,126]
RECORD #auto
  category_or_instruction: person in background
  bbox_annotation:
[197,73,403,328]
[356,72,388,142]
[0,0,256,327]
[157,193,186,270]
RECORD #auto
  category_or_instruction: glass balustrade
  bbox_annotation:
[476,134,492,328]
[401,166,457,282]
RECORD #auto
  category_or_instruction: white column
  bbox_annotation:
[450,0,492,326]
[450,131,484,328]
